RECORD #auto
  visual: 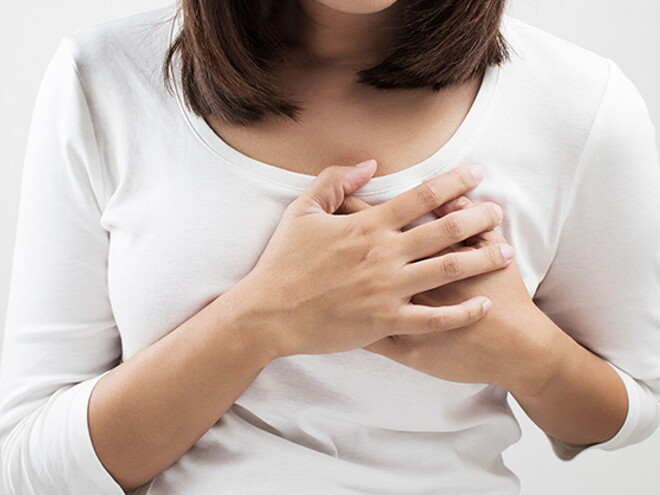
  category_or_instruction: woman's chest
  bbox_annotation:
[202,80,479,177]
[100,153,562,361]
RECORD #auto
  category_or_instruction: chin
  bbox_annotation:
[313,0,399,14]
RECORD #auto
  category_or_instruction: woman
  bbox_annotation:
[1,0,659,493]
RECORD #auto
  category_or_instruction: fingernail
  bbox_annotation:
[355,159,376,168]
[491,203,503,221]
[481,298,493,312]
[470,165,483,182]
[500,244,514,261]
[456,196,471,208]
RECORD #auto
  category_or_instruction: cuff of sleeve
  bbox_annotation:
[547,360,660,461]
[68,370,127,494]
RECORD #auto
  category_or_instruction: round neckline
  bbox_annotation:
[168,8,503,197]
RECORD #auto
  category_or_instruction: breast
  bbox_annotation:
[102,156,301,359]
[101,148,556,420]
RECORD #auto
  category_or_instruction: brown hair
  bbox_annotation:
[161,0,511,126]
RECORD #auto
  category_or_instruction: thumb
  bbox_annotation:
[292,159,377,214]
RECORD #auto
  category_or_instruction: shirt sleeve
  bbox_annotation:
[0,36,127,494]
[529,58,660,461]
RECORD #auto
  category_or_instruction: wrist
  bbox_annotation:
[506,304,574,397]
[214,275,292,367]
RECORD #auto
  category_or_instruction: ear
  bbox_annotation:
[335,195,374,215]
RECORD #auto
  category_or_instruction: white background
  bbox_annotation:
[1,1,659,493]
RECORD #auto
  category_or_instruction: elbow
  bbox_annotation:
[1,424,36,495]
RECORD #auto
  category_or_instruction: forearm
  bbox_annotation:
[509,309,628,447]
[88,288,278,492]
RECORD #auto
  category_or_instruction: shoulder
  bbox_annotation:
[500,13,651,120]
[54,3,178,96]
[498,14,654,161]
[499,14,612,121]
[500,14,611,92]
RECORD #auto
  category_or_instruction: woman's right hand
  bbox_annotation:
[226,159,513,359]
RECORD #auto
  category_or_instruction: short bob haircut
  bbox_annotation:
[162,0,511,126]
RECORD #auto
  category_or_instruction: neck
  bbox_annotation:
[284,0,402,70]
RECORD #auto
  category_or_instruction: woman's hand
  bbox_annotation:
[339,191,559,394]
[229,160,514,359]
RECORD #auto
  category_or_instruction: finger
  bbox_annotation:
[465,224,508,247]
[394,296,492,336]
[433,194,472,217]
[435,195,485,247]
[399,201,503,262]
[363,163,484,230]
[466,230,504,248]
[291,160,377,215]
[335,195,374,215]
[335,195,417,233]
[398,242,514,295]
[436,196,508,247]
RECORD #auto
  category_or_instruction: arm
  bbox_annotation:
[88,284,277,492]
[510,58,660,460]
[89,286,276,490]
[0,36,278,494]
[509,307,630,446]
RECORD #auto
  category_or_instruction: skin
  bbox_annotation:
[90,162,509,492]
[88,0,628,490]
[341,193,628,446]
[236,163,511,360]
[212,0,627,453]
[205,0,483,179]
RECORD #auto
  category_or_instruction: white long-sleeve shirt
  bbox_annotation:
[2,3,660,494]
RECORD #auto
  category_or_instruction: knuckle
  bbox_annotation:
[428,312,448,332]
[365,278,390,303]
[452,167,474,191]
[486,244,503,265]
[322,165,347,184]
[361,245,387,267]
[441,253,464,278]
[417,180,442,208]
[441,214,464,240]
[466,302,482,321]
[345,217,373,237]
[317,165,336,180]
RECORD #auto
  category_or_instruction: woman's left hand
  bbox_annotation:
[337,193,563,395]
